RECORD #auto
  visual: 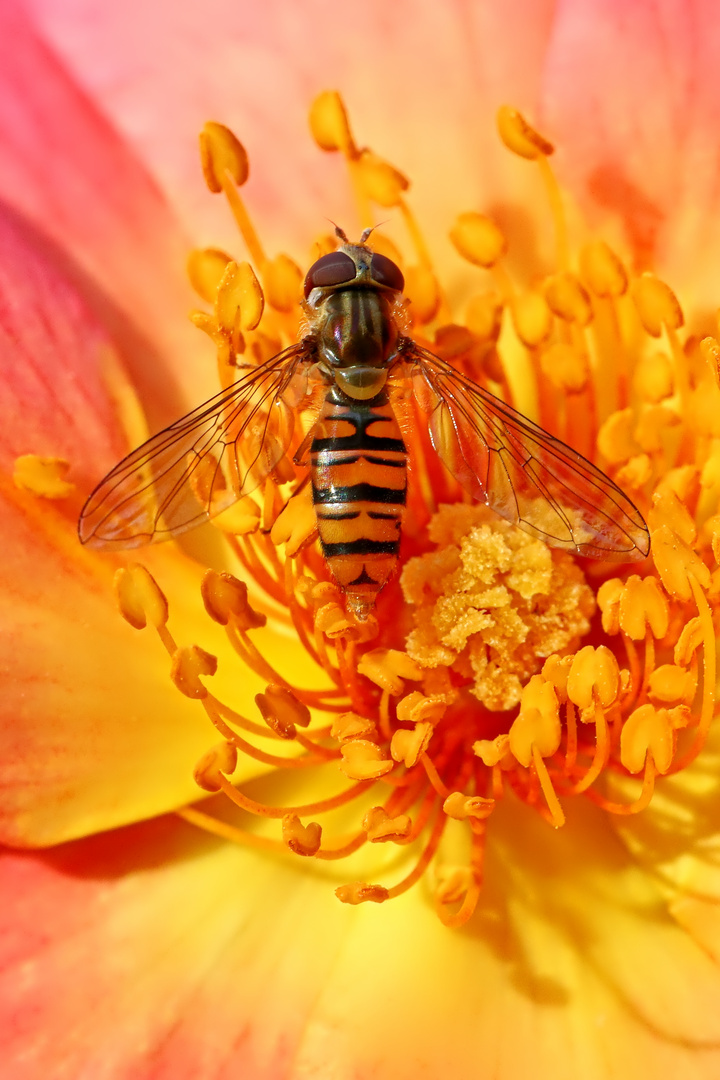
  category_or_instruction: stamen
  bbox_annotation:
[13,455,74,499]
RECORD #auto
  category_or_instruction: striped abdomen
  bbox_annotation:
[310,386,407,619]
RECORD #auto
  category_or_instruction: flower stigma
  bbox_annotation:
[100,93,718,928]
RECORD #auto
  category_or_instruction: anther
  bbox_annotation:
[356,149,409,207]
[13,455,74,498]
[335,882,389,905]
[256,684,311,738]
[390,722,434,767]
[201,570,267,629]
[308,91,357,157]
[473,733,512,767]
[596,409,640,465]
[648,664,695,705]
[443,792,494,820]
[579,241,628,298]
[510,291,553,347]
[262,254,303,313]
[404,264,440,324]
[449,212,507,268]
[170,645,218,698]
[539,342,589,393]
[363,807,412,842]
[282,813,322,856]
[339,739,394,780]
[496,106,554,159]
[215,260,264,332]
[633,351,674,403]
[465,292,504,341]
[193,740,238,792]
[330,712,378,742]
[357,649,423,696]
[508,675,561,765]
[632,273,684,337]
[544,272,592,326]
[114,564,169,630]
[199,122,249,192]
[396,690,448,725]
[567,646,619,713]
[652,524,711,602]
[618,575,669,640]
[675,617,704,667]
[620,704,674,774]
[187,248,232,303]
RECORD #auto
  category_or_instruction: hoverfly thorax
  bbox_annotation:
[303,238,405,401]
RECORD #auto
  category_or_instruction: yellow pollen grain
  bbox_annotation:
[449,212,507,268]
[193,741,238,792]
[13,455,74,499]
[114,564,168,630]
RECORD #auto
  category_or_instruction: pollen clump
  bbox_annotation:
[401,505,594,710]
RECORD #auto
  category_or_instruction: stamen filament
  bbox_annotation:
[220,173,267,269]
[216,773,370,818]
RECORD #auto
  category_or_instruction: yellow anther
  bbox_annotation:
[649,487,696,545]
[114,564,168,630]
[308,90,356,157]
[187,248,232,303]
[496,105,554,160]
[544,272,592,325]
[200,570,267,629]
[615,454,653,491]
[449,212,507,268]
[314,601,354,638]
[256,684,310,738]
[510,291,553,347]
[596,577,623,635]
[465,292,504,341]
[509,674,561,766]
[270,486,317,557]
[632,273,684,337]
[567,645,619,711]
[689,383,720,437]
[473,733,512,767]
[675,617,704,667]
[396,690,448,725]
[335,882,389,905]
[434,324,475,360]
[390,722,434,768]
[170,644,218,699]
[330,711,378,743]
[193,740,237,792]
[282,813,322,856]
[435,866,473,905]
[596,409,640,465]
[443,792,494,820]
[541,654,573,701]
[339,740,394,781]
[633,351,674,403]
[362,807,412,842]
[199,122,249,192]
[262,253,303,313]
[539,342,589,392]
[634,404,681,453]
[579,240,628,298]
[648,664,695,705]
[620,703,674,774]
[618,575,669,640]
[699,336,720,388]
[13,455,74,499]
[356,149,409,206]
[212,497,262,536]
[357,648,423,695]
[404,264,440,324]
[652,524,711,602]
[215,261,264,332]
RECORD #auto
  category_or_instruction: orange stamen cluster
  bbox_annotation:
[107,95,719,929]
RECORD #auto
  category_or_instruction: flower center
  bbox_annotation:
[104,93,718,929]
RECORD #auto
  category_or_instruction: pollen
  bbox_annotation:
[109,92,719,929]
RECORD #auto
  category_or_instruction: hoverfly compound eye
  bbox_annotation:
[303,251,358,297]
[370,252,404,292]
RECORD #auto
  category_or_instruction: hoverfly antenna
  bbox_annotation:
[329,221,350,244]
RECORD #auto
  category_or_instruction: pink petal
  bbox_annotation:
[0,3,212,421]
[541,0,720,306]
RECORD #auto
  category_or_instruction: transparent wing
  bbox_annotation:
[79,342,315,549]
[404,342,650,560]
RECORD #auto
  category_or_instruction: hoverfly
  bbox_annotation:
[79,227,650,620]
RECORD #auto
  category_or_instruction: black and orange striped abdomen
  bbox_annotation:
[310,386,407,619]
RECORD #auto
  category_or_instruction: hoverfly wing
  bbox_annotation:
[405,343,650,560]
[79,342,314,549]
